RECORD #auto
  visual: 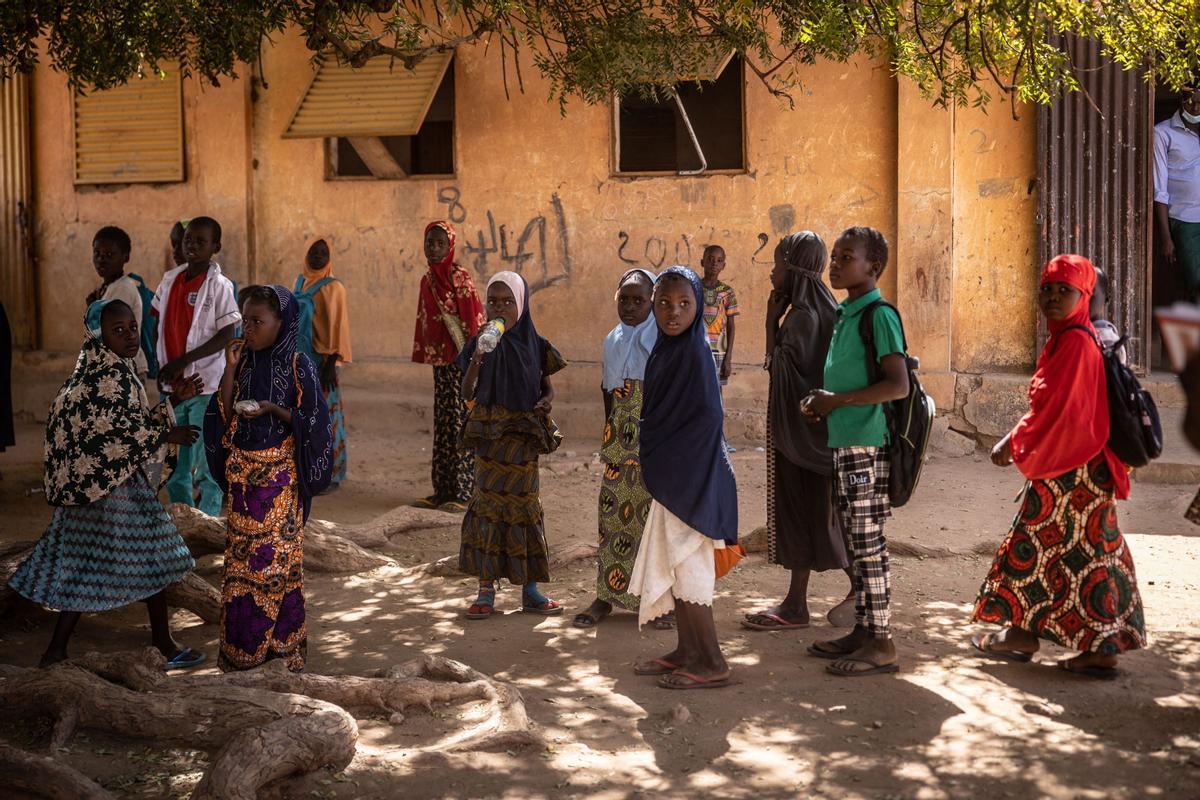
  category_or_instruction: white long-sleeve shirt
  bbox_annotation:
[1153,111,1200,223]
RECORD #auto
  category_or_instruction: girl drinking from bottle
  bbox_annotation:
[458,271,567,618]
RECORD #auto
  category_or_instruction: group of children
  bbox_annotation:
[11,216,1147,687]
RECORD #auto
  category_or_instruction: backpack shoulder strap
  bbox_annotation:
[293,275,305,294]
[858,300,908,382]
[126,272,146,288]
[311,277,336,293]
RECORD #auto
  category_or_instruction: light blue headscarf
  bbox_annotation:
[85,298,117,339]
[602,268,658,391]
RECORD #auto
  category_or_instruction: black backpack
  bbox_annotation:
[1061,325,1162,467]
[861,301,936,508]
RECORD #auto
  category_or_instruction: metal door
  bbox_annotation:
[0,73,37,348]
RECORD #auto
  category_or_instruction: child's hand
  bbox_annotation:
[240,400,276,419]
[990,436,1013,467]
[173,375,204,403]
[225,337,246,366]
[535,396,553,414]
[803,390,838,418]
[166,425,200,445]
[720,358,734,381]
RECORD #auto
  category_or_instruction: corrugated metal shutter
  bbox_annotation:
[1037,34,1153,370]
[284,51,453,139]
[72,68,184,185]
[1,74,37,347]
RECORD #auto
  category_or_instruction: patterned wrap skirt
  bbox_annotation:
[9,470,194,612]
[220,438,307,672]
[432,363,474,504]
[326,369,348,483]
[596,379,652,610]
[973,454,1146,654]
[459,405,560,584]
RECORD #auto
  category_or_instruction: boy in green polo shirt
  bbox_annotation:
[801,226,910,677]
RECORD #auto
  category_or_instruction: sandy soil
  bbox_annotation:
[2,395,1199,799]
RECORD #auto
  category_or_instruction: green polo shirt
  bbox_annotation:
[823,289,906,448]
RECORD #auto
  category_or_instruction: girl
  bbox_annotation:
[412,221,486,512]
[10,299,203,668]
[972,254,1145,678]
[205,285,333,672]
[744,232,853,631]
[296,237,353,485]
[458,271,566,618]
[630,266,738,690]
[574,268,667,629]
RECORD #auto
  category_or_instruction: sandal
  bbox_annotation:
[651,612,677,630]
[165,648,206,671]
[634,657,680,676]
[439,500,468,513]
[521,585,563,616]
[807,639,859,660]
[1058,658,1119,680]
[826,656,900,677]
[412,495,442,509]
[658,670,733,690]
[466,584,497,620]
[970,632,1034,663]
[741,610,810,631]
[573,600,612,628]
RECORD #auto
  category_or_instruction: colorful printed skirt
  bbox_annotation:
[973,454,1146,654]
[432,363,474,504]
[459,406,558,584]
[9,470,194,613]
[595,380,651,610]
[220,439,307,672]
[326,371,348,483]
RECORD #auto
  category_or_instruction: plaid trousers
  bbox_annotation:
[833,446,892,638]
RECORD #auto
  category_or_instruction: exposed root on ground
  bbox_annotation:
[0,741,115,799]
[0,648,536,797]
[419,540,598,578]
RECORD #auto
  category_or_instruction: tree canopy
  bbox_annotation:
[3,1,1198,109]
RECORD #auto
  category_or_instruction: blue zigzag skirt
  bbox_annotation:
[10,470,195,612]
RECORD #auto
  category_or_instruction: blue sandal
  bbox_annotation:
[165,648,206,670]
[521,584,563,616]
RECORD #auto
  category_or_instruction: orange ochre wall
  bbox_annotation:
[28,30,1037,378]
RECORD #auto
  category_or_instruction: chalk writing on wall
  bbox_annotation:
[437,187,572,294]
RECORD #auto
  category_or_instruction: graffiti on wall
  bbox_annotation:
[614,227,773,269]
[437,187,572,294]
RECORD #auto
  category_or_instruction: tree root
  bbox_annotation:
[0,648,536,796]
[419,540,598,578]
[0,741,115,800]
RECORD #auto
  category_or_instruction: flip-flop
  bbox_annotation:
[1058,660,1120,680]
[658,670,733,690]
[807,641,858,660]
[165,648,206,671]
[411,495,441,509]
[826,657,900,677]
[522,599,563,616]
[651,613,677,630]
[439,500,468,513]
[573,612,601,628]
[971,632,1034,663]
[633,657,680,676]
[741,612,810,631]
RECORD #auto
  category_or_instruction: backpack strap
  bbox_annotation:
[859,300,909,383]
[293,275,305,294]
[295,276,337,297]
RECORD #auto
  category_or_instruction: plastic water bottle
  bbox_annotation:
[477,318,506,353]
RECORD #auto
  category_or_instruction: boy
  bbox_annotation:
[801,226,909,677]
[87,226,147,375]
[1090,266,1128,365]
[169,220,188,267]
[152,216,240,516]
[700,245,739,387]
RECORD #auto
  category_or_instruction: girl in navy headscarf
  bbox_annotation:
[205,284,333,672]
[458,271,567,619]
[629,266,738,690]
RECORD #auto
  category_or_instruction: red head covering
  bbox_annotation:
[1009,254,1129,498]
[412,221,485,365]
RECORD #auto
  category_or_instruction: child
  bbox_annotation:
[972,254,1145,677]
[295,238,353,486]
[1090,266,1129,365]
[458,271,566,618]
[700,244,739,387]
[86,226,147,375]
[169,220,188,267]
[744,231,853,632]
[152,216,240,516]
[204,285,333,672]
[629,266,738,690]
[801,226,909,677]
[412,221,486,512]
[9,299,204,668]
[574,268,665,629]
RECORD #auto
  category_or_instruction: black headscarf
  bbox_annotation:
[640,266,738,544]
[769,231,838,475]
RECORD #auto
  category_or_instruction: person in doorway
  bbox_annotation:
[744,231,854,632]
[9,299,204,669]
[458,272,566,619]
[412,221,486,512]
[801,226,910,677]
[152,216,240,516]
[86,226,148,375]
[205,285,333,672]
[295,238,352,486]
[574,268,670,629]
[629,266,738,690]
[1154,87,1200,300]
[971,254,1145,678]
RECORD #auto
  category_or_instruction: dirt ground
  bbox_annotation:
[2,391,1199,799]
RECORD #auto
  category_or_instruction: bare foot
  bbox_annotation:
[743,604,810,628]
[827,638,899,677]
[572,599,612,628]
[808,624,869,658]
[634,648,691,675]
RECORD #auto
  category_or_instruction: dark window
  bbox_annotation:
[617,55,744,173]
[328,58,455,179]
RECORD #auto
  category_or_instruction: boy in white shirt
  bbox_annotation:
[152,216,240,516]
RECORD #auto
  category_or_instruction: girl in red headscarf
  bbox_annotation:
[970,254,1145,679]
[411,221,485,511]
